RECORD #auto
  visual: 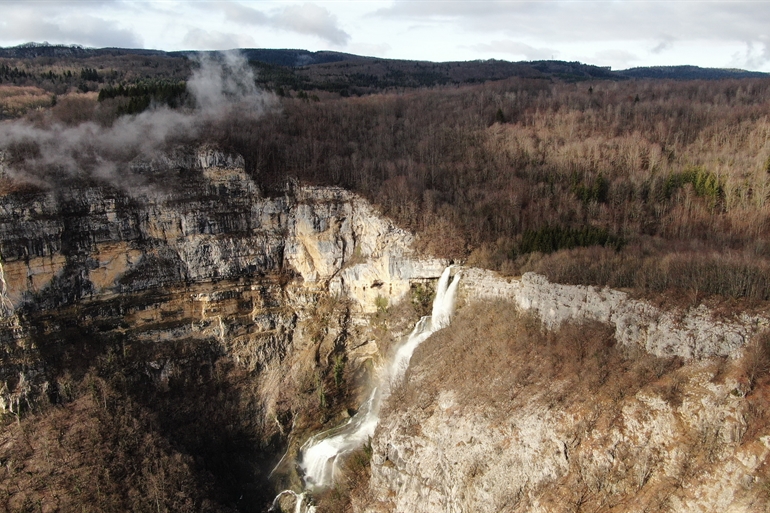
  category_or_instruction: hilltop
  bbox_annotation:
[1,43,766,101]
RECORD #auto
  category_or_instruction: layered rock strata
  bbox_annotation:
[0,147,445,413]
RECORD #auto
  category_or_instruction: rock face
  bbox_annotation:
[364,271,770,513]
[368,361,770,513]
[461,268,769,359]
[0,146,444,414]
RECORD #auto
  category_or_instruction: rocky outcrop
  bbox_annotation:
[0,146,444,414]
[368,360,769,513]
[460,268,769,359]
[363,270,770,513]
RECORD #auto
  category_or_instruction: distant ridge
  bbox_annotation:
[1,43,767,83]
[0,42,165,58]
[231,49,357,67]
[617,65,768,80]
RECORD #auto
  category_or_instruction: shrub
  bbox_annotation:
[664,166,723,204]
[516,225,624,256]
[374,295,388,313]
[741,331,770,391]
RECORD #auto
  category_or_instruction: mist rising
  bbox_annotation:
[0,51,276,192]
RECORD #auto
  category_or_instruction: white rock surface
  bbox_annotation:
[365,270,770,513]
[368,356,768,513]
[460,268,769,358]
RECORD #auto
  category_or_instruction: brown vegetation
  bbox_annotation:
[380,302,770,513]
[0,85,52,118]
[394,302,682,421]
[203,77,770,302]
[0,374,217,512]
[0,337,284,512]
[5,54,770,302]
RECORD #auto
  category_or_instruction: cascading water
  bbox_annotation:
[299,266,461,490]
[269,266,460,512]
[270,491,311,513]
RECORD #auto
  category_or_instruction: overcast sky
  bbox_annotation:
[1,0,769,71]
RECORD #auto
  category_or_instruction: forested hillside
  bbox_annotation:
[209,77,770,304]
[3,46,770,304]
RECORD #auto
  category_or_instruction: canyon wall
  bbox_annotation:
[368,356,770,513]
[0,145,444,429]
[461,268,769,359]
[3,147,770,512]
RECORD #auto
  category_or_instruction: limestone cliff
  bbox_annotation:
[364,271,770,513]
[3,146,770,513]
[0,147,446,417]
[461,268,769,359]
[369,359,770,513]
[0,145,455,510]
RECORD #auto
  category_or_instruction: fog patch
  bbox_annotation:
[0,51,276,194]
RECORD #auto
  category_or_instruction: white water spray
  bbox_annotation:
[298,266,461,490]
[270,490,315,513]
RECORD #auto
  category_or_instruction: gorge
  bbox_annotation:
[300,266,460,489]
[1,47,770,513]
[1,146,769,512]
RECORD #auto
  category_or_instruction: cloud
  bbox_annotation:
[0,4,142,48]
[203,1,350,46]
[348,42,392,58]
[215,1,270,25]
[187,52,268,115]
[373,1,770,46]
[182,28,256,51]
[651,37,675,55]
[374,1,507,19]
[733,40,770,71]
[275,3,350,46]
[594,49,640,68]
[0,52,277,192]
[1,0,121,7]
[471,40,556,60]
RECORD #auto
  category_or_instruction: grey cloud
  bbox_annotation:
[348,42,392,58]
[182,28,255,51]
[274,3,350,46]
[651,37,675,54]
[0,0,121,6]
[207,1,350,46]
[1,6,142,48]
[65,14,142,48]
[472,40,556,60]
[375,1,518,19]
[187,51,267,115]
[594,49,639,68]
[374,1,770,45]
[215,1,270,25]
[737,41,770,71]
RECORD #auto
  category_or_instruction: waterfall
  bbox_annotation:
[298,266,461,491]
[270,490,315,513]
